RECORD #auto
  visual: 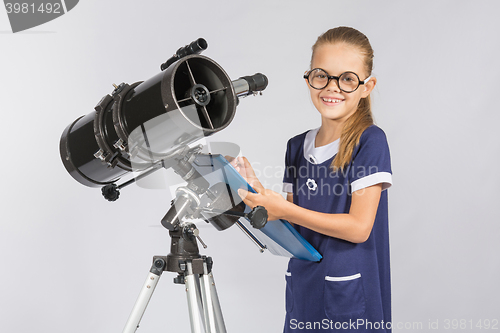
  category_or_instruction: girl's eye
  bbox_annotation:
[341,74,358,84]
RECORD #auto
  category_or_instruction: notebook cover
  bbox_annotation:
[193,154,322,262]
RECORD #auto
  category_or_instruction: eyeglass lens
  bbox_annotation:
[308,69,360,92]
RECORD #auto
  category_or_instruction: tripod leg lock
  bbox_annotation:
[150,257,167,276]
[177,257,213,276]
[174,274,185,284]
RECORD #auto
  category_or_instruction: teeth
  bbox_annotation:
[322,97,342,103]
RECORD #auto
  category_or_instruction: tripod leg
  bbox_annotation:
[200,266,216,333]
[185,261,204,333]
[187,258,226,333]
[122,259,166,333]
[197,257,227,333]
[206,267,227,333]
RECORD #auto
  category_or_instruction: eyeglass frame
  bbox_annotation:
[303,68,371,93]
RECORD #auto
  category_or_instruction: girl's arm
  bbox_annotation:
[286,193,294,227]
[234,157,382,244]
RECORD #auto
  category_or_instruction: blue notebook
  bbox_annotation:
[192,154,322,262]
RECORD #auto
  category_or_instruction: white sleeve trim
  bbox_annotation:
[351,172,392,193]
[282,182,293,193]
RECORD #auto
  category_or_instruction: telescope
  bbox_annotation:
[59,38,271,333]
[60,38,267,190]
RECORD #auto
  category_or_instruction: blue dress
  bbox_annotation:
[282,125,392,332]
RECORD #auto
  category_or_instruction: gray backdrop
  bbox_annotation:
[1,1,499,332]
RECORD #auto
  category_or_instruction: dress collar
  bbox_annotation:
[303,128,340,165]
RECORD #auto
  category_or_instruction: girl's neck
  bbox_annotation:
[315,118,344,148]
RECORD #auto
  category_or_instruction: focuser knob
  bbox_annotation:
[247,206,268,229]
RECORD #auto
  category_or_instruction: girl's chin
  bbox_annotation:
[317,109,358,123]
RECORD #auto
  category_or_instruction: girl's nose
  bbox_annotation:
[326,78,341,92]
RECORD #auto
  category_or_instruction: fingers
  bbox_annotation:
[238,186,267,204]
[238,188,255,207]
[239,157,256,176]
[238,156,249,165]
[228,156,244,173]
[237,188,248,199]
[230,156,266,192]
[230,156,253,177]
[252,183,264,193]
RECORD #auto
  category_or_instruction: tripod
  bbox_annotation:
[101,150,268,332]
[122,223,226,333]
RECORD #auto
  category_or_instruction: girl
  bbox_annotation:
[234,27,392,332]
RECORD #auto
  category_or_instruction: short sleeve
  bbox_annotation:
[349,126,392,193]
[282,139,294,193]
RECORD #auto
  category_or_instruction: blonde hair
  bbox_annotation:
[311,27,374,171]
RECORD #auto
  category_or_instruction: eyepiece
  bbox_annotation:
[176,38,208,58]
[161,38,208,71]
[232,73,269,97]
[240,73,268,93]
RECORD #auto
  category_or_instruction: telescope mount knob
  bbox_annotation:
[247,206,268,229]
[101,183,120,202]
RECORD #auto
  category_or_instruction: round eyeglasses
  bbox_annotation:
[303,68,370,93]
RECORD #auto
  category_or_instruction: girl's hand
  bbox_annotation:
[229,156,289,221]
[228,156,264,191]
[237,186,288,222]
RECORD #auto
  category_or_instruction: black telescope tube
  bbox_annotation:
[60,54,239,188]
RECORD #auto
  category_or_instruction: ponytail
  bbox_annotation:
[332,96,373,171]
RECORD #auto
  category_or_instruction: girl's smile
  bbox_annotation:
[320,96,344,106]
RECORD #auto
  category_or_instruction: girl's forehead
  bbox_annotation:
[312,43,366,75]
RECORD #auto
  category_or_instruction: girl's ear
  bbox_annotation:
[361,77,376,98]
